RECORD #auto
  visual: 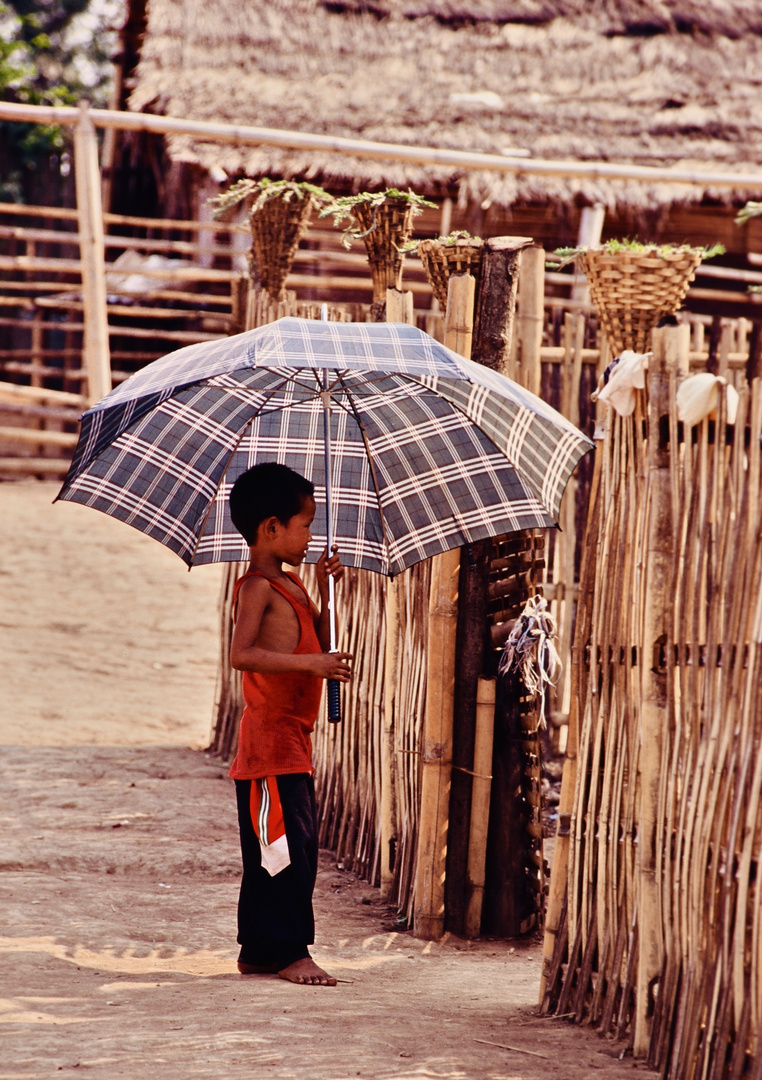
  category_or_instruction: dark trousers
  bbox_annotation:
[234,773,318,969]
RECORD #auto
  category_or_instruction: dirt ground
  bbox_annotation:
[0,480,658,1080]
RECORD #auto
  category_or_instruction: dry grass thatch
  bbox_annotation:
[129,0,762,209]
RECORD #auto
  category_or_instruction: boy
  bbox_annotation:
[228,462,352,987]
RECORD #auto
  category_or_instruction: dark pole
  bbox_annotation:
[444,237,532,936]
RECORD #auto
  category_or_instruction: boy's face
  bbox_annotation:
[276,495,316,566]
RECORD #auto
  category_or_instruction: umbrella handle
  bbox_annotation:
[327,678,341,724]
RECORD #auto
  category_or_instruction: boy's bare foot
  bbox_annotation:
[278,957,337,986]
[237,960,280,975]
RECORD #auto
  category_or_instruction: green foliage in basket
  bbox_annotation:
[735,202,762,225]
[210,177,334,220]
[319,188,438,250]
[548,239,725,270]
[408,229,483,255]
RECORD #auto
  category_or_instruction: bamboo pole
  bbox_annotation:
[551,312,584,729]
[517,246,545,396]
[634,322,689,1056]
[464,677,496,938]
[0,456,72,475]
[413,545,460,939]
[7,100,762,190]
[571,205,605,305]
[73,102,111,405]
[0,426,78,448]
[539,430,604,1004]
[0,382,86,407]
[379,286,415,901]
[413,272,473,940]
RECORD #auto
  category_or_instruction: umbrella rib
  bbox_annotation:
[336,372,396,577]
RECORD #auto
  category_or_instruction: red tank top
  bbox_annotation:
[228,571,324,780]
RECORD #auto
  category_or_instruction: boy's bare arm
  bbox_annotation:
[231,576,351,681]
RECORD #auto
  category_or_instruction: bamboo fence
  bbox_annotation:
[312,561,431,919]
[541,323,762,1079]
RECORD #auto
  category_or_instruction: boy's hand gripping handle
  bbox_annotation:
[327,677,341,724]
[325,559,342,724]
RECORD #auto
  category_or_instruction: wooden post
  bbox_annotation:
[445,240,531,935]
[379,286,415,901]
[634,323,689,1055]
[439,197,453,241]
[445,535,490,934]
[413,272,473,940]
[74,101,111,404]
[473,237,533,375]
[517,245,545,396]
[464,677,496,937]
[571,204,605,305]
[443,272,475,358]
[385,287,414,325]
[30,310,43,389]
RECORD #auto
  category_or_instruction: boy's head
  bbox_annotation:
[229,462,315,546]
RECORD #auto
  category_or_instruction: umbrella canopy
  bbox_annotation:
[57,318,593,577]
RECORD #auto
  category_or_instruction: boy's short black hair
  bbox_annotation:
[229,462,315,544]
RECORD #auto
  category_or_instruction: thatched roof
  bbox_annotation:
[129,0,762,208]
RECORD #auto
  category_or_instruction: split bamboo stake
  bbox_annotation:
[413,271,473,939]
[464,677,496,938]
[73,102,111,404]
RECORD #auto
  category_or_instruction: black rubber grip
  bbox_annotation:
[327,679,342,724]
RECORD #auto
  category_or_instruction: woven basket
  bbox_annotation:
[249,195,314,301]
[417,238,485,310]
[352,196,417,305]
[578,248,703,354]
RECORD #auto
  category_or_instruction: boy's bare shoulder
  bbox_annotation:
[237,573,274,608]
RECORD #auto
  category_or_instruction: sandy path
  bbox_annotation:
[0,480,223,747]
[1,745,658,1080]
[0,479,658,1080]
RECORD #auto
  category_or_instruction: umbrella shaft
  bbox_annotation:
[322,371,337,653]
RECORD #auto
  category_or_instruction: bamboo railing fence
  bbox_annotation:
[540,323,762,1079]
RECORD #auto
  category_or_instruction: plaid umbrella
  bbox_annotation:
[57,317,593,578]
